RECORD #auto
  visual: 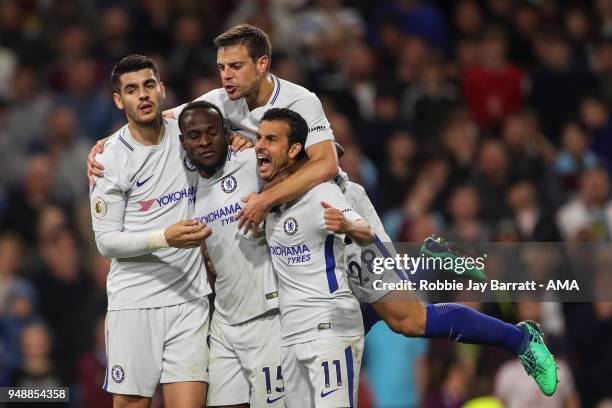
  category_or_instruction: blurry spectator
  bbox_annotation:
[167,14,215,98]
[1,281,41,383]
[555,122,599,194]
[75,315,111,408]
[494,301,580,408]
[0,96,26,188]
[506,179,561,241]
[12,322,62,387]
[1,154,54,246]
[423,344,475,408]
[581,94,612,165]
[441,108,479,186]
[375,0,449,51]
[45,105,91,205]
[358,89,402,164]
[400,55,459,143]
[372,15,403,82]
[5,67,53,157]
[96,6,133,65]
[472,140,512,222]
[597,0,612,37]
[563,5,592,69]
[46,23,93,91]
[34,229,92,378]
[444,185,489,242]
[396,35,429,85]
[556,166,612,241]
[530,29,594,141]
[508,2,540,65]
[55,56,120,141]
[0,233,29,317]
[452,0,483,40]
[378,129,417,211]
[294,0,365,51]
[338,144,379,201]
[563,271,612,406]
[131,0,174,54]
[345,43,377,121]
[225,0,299,54]
[592,38,612,107]
[462,25,526,131]
[364,322,428,408]
[502,111,560,208]
[272,52,305,86]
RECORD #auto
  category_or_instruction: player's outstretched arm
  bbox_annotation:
[95,220,212,258]
[237,140,338,234]
[322,200,374,245]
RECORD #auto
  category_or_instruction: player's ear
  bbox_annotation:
[113,92,124,110]
[288,142,302,160]
[257,55,269,75]
[159,81,166,100]
[179,133,184,143]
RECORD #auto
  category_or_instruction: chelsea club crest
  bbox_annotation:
[221,175,237,193]
[284,217,298,235]
[111,365,125,383]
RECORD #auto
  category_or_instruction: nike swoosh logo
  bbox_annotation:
[136,175,153,187]
[266,395,284,404]
[320,388,340,398]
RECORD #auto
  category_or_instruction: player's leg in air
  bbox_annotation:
[337,159,558,397]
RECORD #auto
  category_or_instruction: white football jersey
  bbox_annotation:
[337,174,408,303]
[194,149,278,325]
[90,120,211,310]
[173,74,334,150]
[265,181,364,346]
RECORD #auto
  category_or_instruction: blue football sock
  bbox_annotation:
[424,303,525,355]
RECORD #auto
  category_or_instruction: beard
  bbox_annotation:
[192,144,228,178]
[126,105,163,128]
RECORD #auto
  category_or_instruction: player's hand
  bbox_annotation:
[230,132,254,152]
[236,192,269,235]
[165,220,212,248]
[87,137,110,186]
[321,201,351,234]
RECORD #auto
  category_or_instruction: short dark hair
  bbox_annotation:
[214,24,272,64]
[261,108,308,160]
[111,55,160,92]
[178,100,225,132]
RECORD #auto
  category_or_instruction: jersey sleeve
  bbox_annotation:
[289,93,335,150]
[314,182,362,233]
[89,150,130,233]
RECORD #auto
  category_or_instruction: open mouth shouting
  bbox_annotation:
[257,150,272,176]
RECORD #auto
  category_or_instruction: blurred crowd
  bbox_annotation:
[1,0,612,407]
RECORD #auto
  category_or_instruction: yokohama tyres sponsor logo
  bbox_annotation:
[138,186,197,212]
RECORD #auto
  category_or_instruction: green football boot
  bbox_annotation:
[517,320,559,396]
[419,235,487,282]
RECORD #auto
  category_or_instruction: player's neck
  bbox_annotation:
[128,118,165,146]
[245,73,275,111]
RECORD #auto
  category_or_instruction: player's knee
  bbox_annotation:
[385,303,426,337]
